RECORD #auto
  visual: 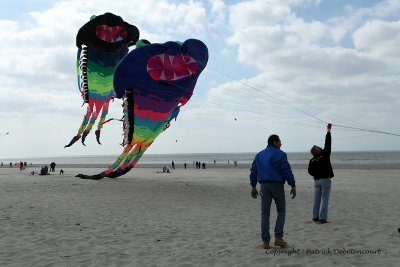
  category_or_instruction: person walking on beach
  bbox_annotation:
[308,123,334,224]
[249,134,296,249]
[50,162,56,172]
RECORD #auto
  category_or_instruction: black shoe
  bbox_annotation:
[312,218,319,222]
[318,219,328,224]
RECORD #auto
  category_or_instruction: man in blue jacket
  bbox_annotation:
[250,134,296,249]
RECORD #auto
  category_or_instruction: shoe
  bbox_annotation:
[274,238,288,247]
[259,241,270,249]
[318,219,329,224]
[312,218,319,222]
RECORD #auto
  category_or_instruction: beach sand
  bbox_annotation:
[0,164,399,266]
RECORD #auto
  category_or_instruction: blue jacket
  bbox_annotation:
[250,145,296,187]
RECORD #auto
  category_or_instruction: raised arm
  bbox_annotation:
[324,123,332,155]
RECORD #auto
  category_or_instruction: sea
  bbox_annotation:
[1,151,400,166]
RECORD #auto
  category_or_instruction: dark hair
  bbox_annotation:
[268,134,280,145]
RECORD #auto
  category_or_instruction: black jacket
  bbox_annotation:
[308,132,334,180]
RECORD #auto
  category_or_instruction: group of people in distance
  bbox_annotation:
[30,162,63,175]
[250,123,333,249]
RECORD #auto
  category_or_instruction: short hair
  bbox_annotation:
[310,145,321,155]
[268,134,280,145]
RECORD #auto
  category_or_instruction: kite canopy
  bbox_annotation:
[76,12,139,51]
[113,39,208,99]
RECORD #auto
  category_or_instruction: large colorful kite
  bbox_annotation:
[65,13,139,147]
[77,38,209,179]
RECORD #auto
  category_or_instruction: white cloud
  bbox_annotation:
[284,17,328,44]
[353,20,400,59]
[229,0,291,29]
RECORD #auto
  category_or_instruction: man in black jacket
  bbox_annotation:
[308,123,334,224]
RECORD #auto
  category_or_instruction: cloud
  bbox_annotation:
[353,20,400,59]
[214,0,400,142]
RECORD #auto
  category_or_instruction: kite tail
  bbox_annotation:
[81,108,100,145]
[95,102,110,144]
[107,145,148,178]
[76,142,136,180]
[64,135,81,148]
[64,106,92,148]
[76,143,149,180]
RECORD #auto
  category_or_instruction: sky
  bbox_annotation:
[0,0,399,158]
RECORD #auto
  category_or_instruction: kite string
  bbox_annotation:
[333,124,400,137]
[208,68,329,124]
[204,66,400,136]
[187,47,382,132]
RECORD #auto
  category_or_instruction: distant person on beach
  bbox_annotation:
[50,162,56,172]
[161,166,171,173]
[171,161,175,169]
[249,134,296,249]
[184,162,187,169]
[39,165,49,175]
[308,123,334,224]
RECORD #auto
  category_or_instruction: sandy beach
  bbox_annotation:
[0,164,399,266]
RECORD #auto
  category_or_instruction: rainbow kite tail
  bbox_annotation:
[95,101,110,144]
[64,107,92,147]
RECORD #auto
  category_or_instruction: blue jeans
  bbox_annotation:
[260,183,286,242]
[313,178,331,220]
